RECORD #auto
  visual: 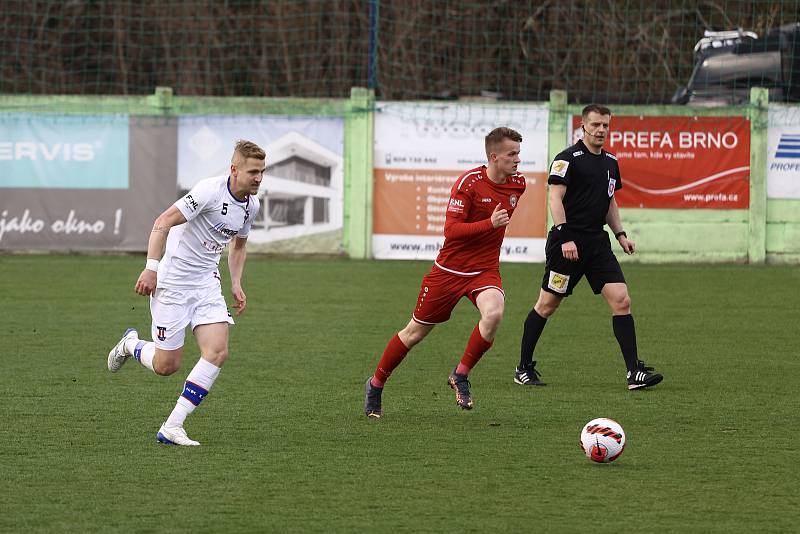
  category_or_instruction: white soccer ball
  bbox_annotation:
[580,418,626,463]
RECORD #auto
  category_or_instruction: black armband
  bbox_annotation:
[614,231,627,239]
[555,223,575,243]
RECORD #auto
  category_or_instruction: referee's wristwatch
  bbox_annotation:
[614,230,627,240]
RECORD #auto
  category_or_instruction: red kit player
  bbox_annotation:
[365,127,526,417]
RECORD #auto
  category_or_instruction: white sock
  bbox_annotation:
[123,337,138,355]
[165,357,221,428]
[130,340,156,372]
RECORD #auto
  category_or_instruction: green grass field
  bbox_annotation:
[1,255,798,533]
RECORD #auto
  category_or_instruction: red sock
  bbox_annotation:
[372,334,410,387]
[457,323,492,375]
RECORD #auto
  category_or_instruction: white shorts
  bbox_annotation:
[149,284,234,350]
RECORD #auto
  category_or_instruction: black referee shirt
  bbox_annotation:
[547,140,622,234]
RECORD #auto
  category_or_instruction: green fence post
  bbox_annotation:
[748,87,768,264]
[547,90,568,229]
[344,87,375,259]
[146,86,173,112]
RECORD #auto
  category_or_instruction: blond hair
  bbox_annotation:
[232,140,266,164]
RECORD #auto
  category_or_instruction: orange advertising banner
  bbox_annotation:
[571,116,750,208]
[372,169,547,238]
[373,102,550,262]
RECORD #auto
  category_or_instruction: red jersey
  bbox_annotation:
[434,165,526,275]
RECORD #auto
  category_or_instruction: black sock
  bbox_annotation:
[519,309,547,368]
[612,314,639,372]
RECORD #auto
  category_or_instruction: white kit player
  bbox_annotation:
[107,140,266,446]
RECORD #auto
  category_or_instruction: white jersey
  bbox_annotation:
[157,175,260,289]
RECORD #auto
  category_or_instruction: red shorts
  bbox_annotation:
[411,266,504,325]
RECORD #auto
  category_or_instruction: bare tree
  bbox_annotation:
[0,0,797,103]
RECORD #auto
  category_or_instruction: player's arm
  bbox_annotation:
[443,190,507,239]
[606,197,635,254]
[135,206,187,296]
[228,236,248,316]
[549,184,578,261]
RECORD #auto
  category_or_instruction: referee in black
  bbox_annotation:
[513,104,663,390]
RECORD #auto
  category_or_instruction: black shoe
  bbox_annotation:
[627,363,663,390]
[447,368,474,410]
[514,361,546,386]
[637,359,655,372]
[364,378,383,418]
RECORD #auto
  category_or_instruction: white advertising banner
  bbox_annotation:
[373,102,550,262]
[178,116,344,253]
[768,105,800,199]
[0,115,175,251]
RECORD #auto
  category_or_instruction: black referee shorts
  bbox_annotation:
[540,227,626,297]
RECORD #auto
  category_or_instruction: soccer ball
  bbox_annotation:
[580,418,626,463]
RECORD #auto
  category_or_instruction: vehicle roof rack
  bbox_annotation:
[694,29,759,53]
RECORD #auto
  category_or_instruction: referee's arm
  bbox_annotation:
[549,184,578,261]
[606,197,635,254]
[548,184,568,226]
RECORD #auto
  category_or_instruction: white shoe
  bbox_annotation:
[156,423,200,446]
[107,328,138,372]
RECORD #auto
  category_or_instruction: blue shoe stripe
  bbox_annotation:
[156,432,175,445]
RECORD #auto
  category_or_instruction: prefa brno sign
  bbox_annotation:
[571,115,750,209]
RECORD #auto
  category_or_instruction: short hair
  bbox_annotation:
[232,139,266,164]
[581,104,612,118]
[485,127,522,158]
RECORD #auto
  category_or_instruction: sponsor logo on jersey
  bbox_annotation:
[509,194,518,208]
[605,152,617,160]
[211,222,238,237]
[572,150,583,157]
[548,271,570,294]
[447,197,464,213]
[202,240,224,253]
[608,175,616,197]
[183,194,199,212]
[156,326,167,341]
[550,160,569,177]
[481,197,493,203]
